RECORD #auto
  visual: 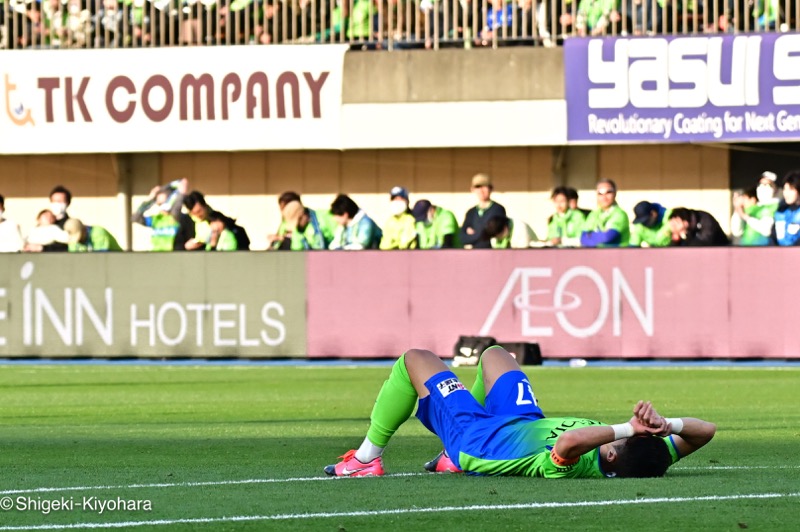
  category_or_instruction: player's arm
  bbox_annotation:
[633,401,716,459]
[553,413,657,462]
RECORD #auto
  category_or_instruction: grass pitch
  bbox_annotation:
[0,363,798,531]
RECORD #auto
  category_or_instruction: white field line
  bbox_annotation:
[0,492,798,531]
[0,465,797,496]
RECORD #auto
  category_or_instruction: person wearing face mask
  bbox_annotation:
[0,195,23,253]
[132,178,193,252]
[44,185,73,252]
[411,200,461,250]
[629,201,672,248]
[773,172,800,246]
[379,186,418,250]
[730,171,779,247]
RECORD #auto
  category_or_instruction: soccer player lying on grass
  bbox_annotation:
[325,347,716,478]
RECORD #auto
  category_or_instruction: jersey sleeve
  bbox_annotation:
[664,435,681,465]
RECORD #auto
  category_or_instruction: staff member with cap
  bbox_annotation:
[281,199,336,251]
[380,186,418,250]
[630,201,672,247]
[411,200,461,249]
[460,173,506,249]
[64,219,122,252]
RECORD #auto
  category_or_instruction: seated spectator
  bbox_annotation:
[566,187,591,218]
[64,219,122,252]
[580,178,630,247]
[546,186,585,247]
[329,194,382,250]
[773,172,800,246]
[630,201,672,247]
[411,200,461,249]
[132,178,193,252]
[24,210,68,252]
[483,215,537,249]
[380,186,417,250]
[281,199,337,250]
[460,173,507,249]
[576,0,621,36]
[0,195,23,253]
[668,208,729,246]
[206,211,238,251]
[183,191,250,251]
[267,191,302,250]
[731,188,774,246]
[49,185,72,230]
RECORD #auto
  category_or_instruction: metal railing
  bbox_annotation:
[1,0,798,50]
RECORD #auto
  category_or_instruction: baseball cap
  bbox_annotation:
[411,200,432,223]
[390,186,409,200]
[63,218,85,244]
[471,173,492,188]
[281,200,305,230]
[760,171,777,183]
[632,201,655,225]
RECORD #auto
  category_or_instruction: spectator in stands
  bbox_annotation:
[268,191,302,250]
[329,194,382,250]
[580,178,630,247]
[49,185,72,229]
[411,200,461,249]
[483,215,537,249]
[206,211,238,251]
[756,171,781,207]
[281,199,337,250]
[630,201,672,247]
[668,208,729,246]
[773,172,800,246]
[538,0,577,47]
[478,0,516,45]
[731,188,774,246]
[566,187,591,218]
[132,178,193,252]
[64,218,122,252]
[0,195,23,253]
[576,0,621,36]
[546,186,585,247]
[183,191,249,251]
[380,186,417,250]
[95,0,125,48]
[460,173,506,249]
[23,210,68,252]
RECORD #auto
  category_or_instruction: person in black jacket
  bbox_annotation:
[668,208,730,246]
[459,173,506,249]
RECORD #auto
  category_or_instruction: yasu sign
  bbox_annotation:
[565,34,800,142]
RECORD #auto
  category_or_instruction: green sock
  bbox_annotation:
[365,354,419,448]
[471,356,487,406]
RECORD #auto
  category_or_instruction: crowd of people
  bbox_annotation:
[2,169,798,253]
[0,0,790,50]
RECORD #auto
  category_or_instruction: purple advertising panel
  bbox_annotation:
[565,34,800,142]
[306,248,800,359]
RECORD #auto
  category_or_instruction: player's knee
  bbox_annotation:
[481,345,512,362]
[403,349,438,367]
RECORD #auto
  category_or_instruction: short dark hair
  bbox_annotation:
[278,191,301,207]
[669,207,691,222]
[782,171,800,191]
[49,185,72,205]
[483,215,511,239]
[0,195,4,208]
[565,187,579,201]
[614,436,672,478]
[183,191,208,211]
[597,178,617,192]
[330,194,359,218]
[741,187,758,200]
[551,186,571,200]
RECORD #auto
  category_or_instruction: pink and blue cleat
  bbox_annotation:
[424,451,462,473]
[324,450,385,477]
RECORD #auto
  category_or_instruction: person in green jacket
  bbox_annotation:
[281,200,337,251]
[630,201,673,248]
[411,200,461,249]
[546,186,586,247]
[64,219,122,252]
[731,188,775,246]
[580,179,630,247]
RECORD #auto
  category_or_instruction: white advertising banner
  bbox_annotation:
[0,45,348,153]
